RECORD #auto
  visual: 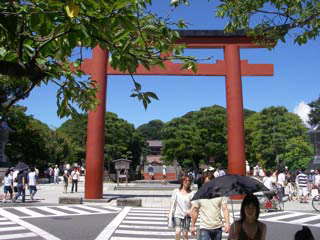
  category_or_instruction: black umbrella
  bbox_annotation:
[14,162,29,171]
[192,174,269,201]
[192,174,270,226]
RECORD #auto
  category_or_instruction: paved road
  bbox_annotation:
[0,205,319,239]
[0,205,121,240]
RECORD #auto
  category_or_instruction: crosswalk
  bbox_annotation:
[109,207,320,240]
[0,205,122,240]
[0,205,121,219]
[110,207,229,240]
[255,210,320,227]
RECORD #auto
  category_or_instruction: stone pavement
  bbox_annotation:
[0,177,317,213]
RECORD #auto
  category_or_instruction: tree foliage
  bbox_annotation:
[245,106,313,169]
[162,105,228,171]
[59,112,145,171]
[5,106,71,170]
[137,119,164,140]
[308,96,320,127]
[0,0,196,123]
[173,0,320,46]
[215,0,320,46]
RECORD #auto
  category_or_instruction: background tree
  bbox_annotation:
[5,106,71,170]
[245,106,313,169]
[172,0,320,46]
[58,114,88,163]
[162,105,228,171]
[215,0,320,46]
[0,0,196,123]
[59,112,145,172]
[308,96,320,127]
[137,119,164,140]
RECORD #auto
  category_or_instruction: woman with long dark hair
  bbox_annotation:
[168,175,194,240]
[228,194,266,240]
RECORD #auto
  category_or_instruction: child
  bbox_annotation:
[286,180,294,201]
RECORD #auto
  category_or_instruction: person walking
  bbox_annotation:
[148,164,154,180]
[162,165,167,184]
[2,168,13,202]
[191,172,230,240]
[13,170,26,202]
[27,167,37,200]
[228,194,267,240]
[168,175,194,240]
[54,165,60,184]
[71,168,80,193]
[12,169,19,200]
[63,170,70,193]
[296,168,309,203]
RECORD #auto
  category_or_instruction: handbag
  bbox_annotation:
[168,189,178,228]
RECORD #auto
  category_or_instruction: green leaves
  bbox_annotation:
[0,0,200,122]
[216,0,320,46]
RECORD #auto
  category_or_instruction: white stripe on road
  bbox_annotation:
[290,215,320,224]
[130,210,168,213]
[0,232,37,240]
[14,207,44,217]
[111,238,172,240]
[75,205,112,214]
[259,211,292,217]
[115,230,175,236]
[95,207,131,240]
[131,208,167,211]
[127,213,167,216]
[264,212,305,221]
[119,224,169,230]
[0,218,7,221]
[0,221,16,225]
[55,206,90,214]
[0,208,61,240]
[103,206,122,211]
[36,207,68,216]
[0,226,25,232]
[125,216,167,220]
[122,220,167,225]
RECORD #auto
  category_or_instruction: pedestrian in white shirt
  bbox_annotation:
[71,168,80,193]
[277,168,286,197]
[28,167,37,200]
[54,165,60,184]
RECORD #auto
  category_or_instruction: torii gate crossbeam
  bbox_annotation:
[81,30,274,199]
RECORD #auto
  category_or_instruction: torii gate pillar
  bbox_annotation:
[84,46,108,199]
[224,45,246,175]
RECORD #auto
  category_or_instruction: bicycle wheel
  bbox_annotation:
[312,195,320,212]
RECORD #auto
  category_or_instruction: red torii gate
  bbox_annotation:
[80,30,274,199]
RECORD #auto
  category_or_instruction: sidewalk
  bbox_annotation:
[0,178,317,213]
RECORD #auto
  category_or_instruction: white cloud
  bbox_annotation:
[293,101,311,127]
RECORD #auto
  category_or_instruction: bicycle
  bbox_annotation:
[312,194,320,212]
[258,187,284,212]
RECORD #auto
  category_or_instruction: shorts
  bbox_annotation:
[13,186,18,193]
[4,186,12,194]
[299,187,308,197]
[174,216,191,231]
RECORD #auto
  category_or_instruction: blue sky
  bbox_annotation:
[20,0,319,128]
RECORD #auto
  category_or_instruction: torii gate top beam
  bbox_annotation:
[80,30,273,77]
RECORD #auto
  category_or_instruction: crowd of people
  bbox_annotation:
[2,163,83,203]
[2,167,39,203]
[249,164,320,204]
[168,165,317,240]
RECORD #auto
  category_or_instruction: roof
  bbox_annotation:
[111,158,132,163]
[147,140,163,147]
